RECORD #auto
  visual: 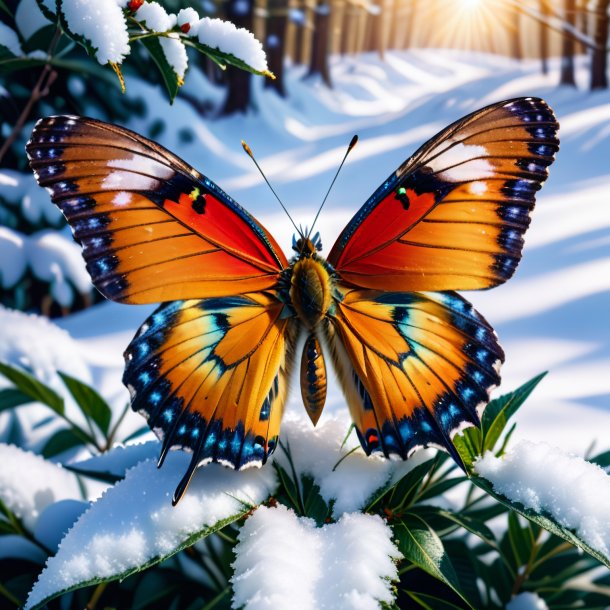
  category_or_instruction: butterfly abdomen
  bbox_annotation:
[300,333,327,425]
[289,256,332,329]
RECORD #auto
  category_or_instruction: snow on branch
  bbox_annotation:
[231,505,401,610]
[475,440,610,557]
[24,452,276,610]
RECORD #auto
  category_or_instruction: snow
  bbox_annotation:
[177,7,199,28]
[231,505,401,610]
[0,227,27,288]
[60,0,130,64]
[24,453,276,610]
[135,1,175,32]
[15,0,51,41]
[506,592,549,610]
[159,36,188,79]
[0,306,91,385]
[70,440,159,478]
[277,416,432,517]
[0,444,82,531]
[0,170,63,226]
[0,22,22,56]
[196,17,268,73]
[475,440,610,556]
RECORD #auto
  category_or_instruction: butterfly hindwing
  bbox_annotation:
[325,288,503,461]
[123,292,298,503]
[328,97,559,291]
[26,116,287,304]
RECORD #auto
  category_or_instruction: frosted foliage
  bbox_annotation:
[231,506,401,610]
[0,444,82,532]
[0,228,27,288]
[177,7,199,27]
[136,1,175,32]
[0,170,62,225]
[277,416,431,517]
[0,306,91,384]
[0,22,22,55]
[506,592,549,610]
[24,453,276,610]
[28,230,91,294]
[160,36,188,79]
[60,0,130,64]
[16,0,51,40]
[475,440,610,556]
[196,17,268,72]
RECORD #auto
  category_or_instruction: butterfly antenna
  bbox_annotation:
[242,140,302,237]
[307,134,358,240]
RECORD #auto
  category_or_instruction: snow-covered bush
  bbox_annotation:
[1,359,609,609]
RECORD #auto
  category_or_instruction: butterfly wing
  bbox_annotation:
[327,97,559,291]
[124,292,299,503]
[26,116,287,303]
[325,288,503,463]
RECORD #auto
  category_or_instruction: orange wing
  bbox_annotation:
[124,293,299,503]
[326,288,503,463]
[328,98,559,291]
[26,116,287,303]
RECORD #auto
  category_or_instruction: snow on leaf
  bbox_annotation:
[24,452,276,610]
[0,307,91,386]
[0,21,23,56]
[60,0,130,64]
[159,35,188,80]
[277,415,432,517]
[0,443,82,532]
[134,1,176,31]
[506,592,549,610]
[474,440,610,562]
[232,505,401,610]
[194,17,268,73]
[0,227,27,288]
[15,0,51,41]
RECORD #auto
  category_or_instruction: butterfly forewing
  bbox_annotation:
[328,97,559,291]
[26,116,287,304]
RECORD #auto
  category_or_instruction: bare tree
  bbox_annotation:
[306,1,332,87]
[510,5,522,60]
[265,0,288,96]
[221,0,254,114]
[560,0,577,85]
[540,0,550,74]
[591,0,609,89]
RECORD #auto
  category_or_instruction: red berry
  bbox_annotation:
[180,23,191,33]
[128,0,144,12]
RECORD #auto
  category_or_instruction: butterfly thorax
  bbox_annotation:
[290,254,332,329]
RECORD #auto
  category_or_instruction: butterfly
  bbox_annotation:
[26,97,559,504]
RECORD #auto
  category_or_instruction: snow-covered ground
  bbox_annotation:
[48,49,610,456]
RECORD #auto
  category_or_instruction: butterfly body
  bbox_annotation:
[27,97,559,503]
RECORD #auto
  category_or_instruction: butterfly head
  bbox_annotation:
[292,231,323,258]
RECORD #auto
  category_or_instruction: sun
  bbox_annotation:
[461,0,482,9]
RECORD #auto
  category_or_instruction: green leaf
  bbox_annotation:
[42,428,87,458]
[482,372,546,453]
[35,0,56,21]
[506,512,533,567]
[389,459,437,510]
[0,0,12,17]
[418,476,469,502]
[415,506,496,548]
[394,514,473,608]
[183,38,274,78]
[141,37,181,103]
[63,464,123,485]
[471,475,610,569]
[59,371,112,435]
[590,449,610,469]
[0,362,64,415]
[403,590,466,609]
[452,427,481,472]
[0,388,34,412]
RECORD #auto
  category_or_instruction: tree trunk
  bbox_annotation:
[560,0,577,86]
[539,0,550,74]
[306,1,332,86]
[591,0,609,89]
[510,6,522,60]
[265,0,288,96]
[221,0,254,114]
[404,0,418,49]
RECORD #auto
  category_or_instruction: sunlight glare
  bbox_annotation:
[461,0,482,10]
